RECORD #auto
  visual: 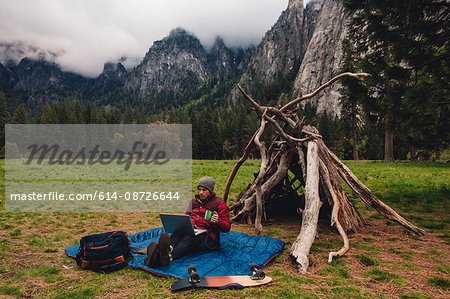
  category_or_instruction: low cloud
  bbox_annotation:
[0,41,63,66]
[0,0,294,77]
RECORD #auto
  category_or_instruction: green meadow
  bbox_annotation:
[0,160,449,298]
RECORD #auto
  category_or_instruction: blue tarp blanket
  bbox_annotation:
[65,227,285,278]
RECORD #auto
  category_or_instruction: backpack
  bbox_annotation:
[75,231,133,272]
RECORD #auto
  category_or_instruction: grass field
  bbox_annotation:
[0,160,449,298]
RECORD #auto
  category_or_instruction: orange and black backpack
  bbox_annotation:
[75,231,133,272]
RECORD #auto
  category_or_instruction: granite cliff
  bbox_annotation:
[292,0,348,114]
[230,0,348,114]
[229,0,310,104]
[125,28,210,97]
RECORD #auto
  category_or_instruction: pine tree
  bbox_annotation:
[190,110,199,159]
[91,103,98,124]
[0,92,8,124]
[123,105,134,124]
[179,108,190,124]
[167,108,177,124]
[13,104,28,124]
[73,100,85,123]
[40,103,59,124]
[0,92,9,153]
[58,100,72,124]
[85,102,93,124]
[339,38,367,160]
[344,0,449,161]
[196,107,216,159]
[97,105,107,124]
[137,106,147,124]
[345,1,407,162]
[108,108,122,124]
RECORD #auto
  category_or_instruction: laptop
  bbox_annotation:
[159,214,207,236]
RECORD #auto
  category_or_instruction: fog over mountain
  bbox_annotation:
[2,0,350,115]
[0,0,319,77]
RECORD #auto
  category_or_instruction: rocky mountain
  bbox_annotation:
[303,0,323,42]
[230,0,348,115]
[125,28,209,97]
[229,0,309,104]
[1,57,87,106]
[292,0,348,114]
[1,0,349,116]
[99,62,128,83]
[82,62,128,100]
[0,57,132,107]
[0,63,14,91]
[125,28,251,100]
[207,37,251,79]
[1,28,251,111]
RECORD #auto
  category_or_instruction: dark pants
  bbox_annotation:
[170,231,219,260]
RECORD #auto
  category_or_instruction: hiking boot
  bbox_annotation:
[143,241,159,267]
[158,232,171,266]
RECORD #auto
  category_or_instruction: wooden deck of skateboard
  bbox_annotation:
[170,275,272,291]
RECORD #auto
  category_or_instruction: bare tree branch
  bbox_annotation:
[223,129,259,203]
[280,72,370,112]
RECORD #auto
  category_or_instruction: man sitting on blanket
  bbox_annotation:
[144,176,231,267]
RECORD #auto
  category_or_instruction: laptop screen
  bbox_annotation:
[160,214,196,235]
[159,213,207,236]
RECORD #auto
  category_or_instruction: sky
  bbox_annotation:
[0,0,315,78]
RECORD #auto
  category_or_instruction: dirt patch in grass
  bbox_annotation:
[219,212,449,298]
[267,215,449,298]
[345,220,448,298]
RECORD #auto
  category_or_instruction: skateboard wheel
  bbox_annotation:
[249,263,258,271]
[255,269,265,279]
[188,265,197,274]
[189,271,200,283]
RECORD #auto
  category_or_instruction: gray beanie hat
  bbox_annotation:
[197,176,215,193]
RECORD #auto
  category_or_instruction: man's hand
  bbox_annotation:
[211,212,219,224]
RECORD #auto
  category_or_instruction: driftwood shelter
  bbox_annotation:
[223,73,425,274]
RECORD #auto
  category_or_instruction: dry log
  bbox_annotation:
[319,159,349,263]
[253,110,269,235]
[230,145,294,223]
[223,129,259,203]
[316,137,364,232]
[229,111,296,222]
[324,145,425,235]
[260,146,294,196]
[297,145,307,181]
[290,139,321,273]
[231,193,256,221]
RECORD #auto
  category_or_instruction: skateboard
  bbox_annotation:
[170,263,272,291]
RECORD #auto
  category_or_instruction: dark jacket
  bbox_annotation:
[186,193,231,241]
